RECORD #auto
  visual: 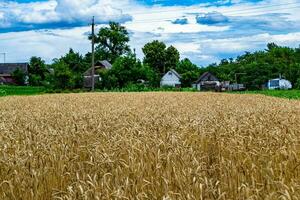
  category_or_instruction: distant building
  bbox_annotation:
[0,63,29,84]
[160,69,181,87]
[266,78,292,90]
[83,60,112,88]
[193,72,220,91]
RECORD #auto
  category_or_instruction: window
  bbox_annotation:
[270,80,279,87]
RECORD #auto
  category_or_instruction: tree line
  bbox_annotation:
[13,22,300,90]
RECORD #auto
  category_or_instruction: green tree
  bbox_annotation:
[59,49,89,88]
[28,57,48,86]
[165,46,180,72]
[143,40,165,74]
[99,54,158,89]
[12,68,26,86]
[93,22,130,63]
[50,59,75,89]
[176,58,201,87]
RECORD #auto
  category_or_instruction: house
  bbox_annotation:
[83,60,112,88]
[193,72,220,91]
[266,78,292,90]
[160,69,181,87]
[0,63,29,84]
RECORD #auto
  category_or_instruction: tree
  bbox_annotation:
[142,41,180,74]
[143,40,171,74]
[93,22,130,63]
[12,68,26,86]
[99,54,158,89]
[165,46,180,72]
[201,43,300,90]
[50,59,75,89]
[28,57,48,86]
[59,49,89,88]
[176,58,201,87]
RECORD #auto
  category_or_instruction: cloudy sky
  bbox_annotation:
[0,0,300,66]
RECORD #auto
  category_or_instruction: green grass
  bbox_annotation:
[235,90,300,100]
[0,85,46,97]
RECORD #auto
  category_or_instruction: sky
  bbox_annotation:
[0,0,300,66]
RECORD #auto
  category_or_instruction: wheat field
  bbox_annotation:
[0,92,300,200]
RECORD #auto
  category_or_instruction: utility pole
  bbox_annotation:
[91,16,95,91]
[0,53,6,64]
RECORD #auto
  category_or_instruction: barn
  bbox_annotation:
[83,60,112,88]
[160,69,181,88]
[193,72,220,91]
[0,63,29,84]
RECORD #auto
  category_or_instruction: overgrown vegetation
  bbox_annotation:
[206,43,300,89]
[1,93,300,199]
[236,90,300,99]
[0,85,45,96]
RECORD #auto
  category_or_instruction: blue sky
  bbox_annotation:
[0,0,300,66]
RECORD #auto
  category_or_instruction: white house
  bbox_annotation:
[267,78,292,90]
[160,69,181,87]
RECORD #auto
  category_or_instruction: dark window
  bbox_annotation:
[270,80,280,87]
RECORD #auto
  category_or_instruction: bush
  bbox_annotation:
[12,68,26,86]
[295,78,300,89]
[0,89,6,96]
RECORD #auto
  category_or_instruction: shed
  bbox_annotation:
[193,72,220,91]
[160,69,181,88]
[83,60,112,88]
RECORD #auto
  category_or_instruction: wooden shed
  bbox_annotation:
[193,72,220,91]
[83,60,112,88]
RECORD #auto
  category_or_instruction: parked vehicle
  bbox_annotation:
[266,78,292,90]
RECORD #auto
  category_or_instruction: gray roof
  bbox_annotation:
[0,63,29,75]
[96,60,112,70]
[84,60,112,76]
[195,72,219,83]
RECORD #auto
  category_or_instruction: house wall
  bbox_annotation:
[160,72,181,87]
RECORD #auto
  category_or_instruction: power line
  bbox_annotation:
[92,2,300,20]
[123,4,300,24]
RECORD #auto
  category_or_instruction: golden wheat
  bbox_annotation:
[0,92,300,200]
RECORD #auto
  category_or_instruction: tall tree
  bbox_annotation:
[28,57,48,86]
[142,40,180,74]
[176,58,201,87]
[102,54,157,88]
[165,46,180,72]
[94,22,130,63]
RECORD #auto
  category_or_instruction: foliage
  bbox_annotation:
[99,54,159,89]
[235,90,300,100]
[0,89,6,96]
[12,68,26,85]
[93,22,130,64]
[143,40,180,74]
[176,58,202,87]
[204,43,300,90]
[50,59,75,89]
[0,85,45,96]
[28,57,49,86]
[47,49,89,89]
